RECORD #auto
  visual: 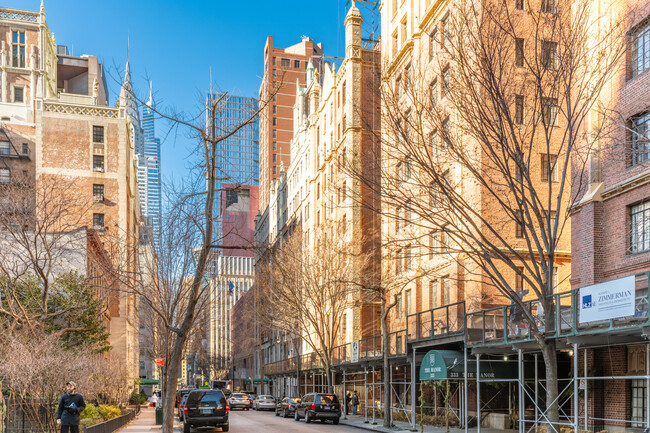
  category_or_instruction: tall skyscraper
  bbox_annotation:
[139,84,162,251]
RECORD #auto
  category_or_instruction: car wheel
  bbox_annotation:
[294,410,300,421]
[333,418,340,425]
[305,412,311,424]
[221,424,229,432]
[183,423,190,433]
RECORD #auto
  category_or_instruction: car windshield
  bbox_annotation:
[261,396,273,400]
[289,398,301,403]
[232,394,246,398]
[188,391,222,404]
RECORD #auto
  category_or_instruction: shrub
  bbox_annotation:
[98,405,121,421]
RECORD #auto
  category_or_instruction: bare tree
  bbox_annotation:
[347,0,627,427]
[259,221,366,394]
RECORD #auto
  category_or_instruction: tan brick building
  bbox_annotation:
[0,3,139,379]
[258,36,323,211]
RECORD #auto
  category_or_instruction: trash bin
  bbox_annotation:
[155,406,163,425]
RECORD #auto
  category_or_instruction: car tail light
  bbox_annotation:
[183,406,188,413]
[288,405,293,409]
[226,404,229,413]
[339,404,342,411]
[311,403,316,410]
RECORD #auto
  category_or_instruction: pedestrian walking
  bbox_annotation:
[150,393,159,408]
[56,381,86,433]
[344,391,351,415]
[351,390,359,415]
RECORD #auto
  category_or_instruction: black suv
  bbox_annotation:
[294,393,340,424]
[183,389,229,433]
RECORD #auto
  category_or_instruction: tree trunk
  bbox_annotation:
[382,300,391,427]
[541,340,559,428]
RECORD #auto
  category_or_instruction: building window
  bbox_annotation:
[442,67,450,97]
[630,201,650,253]
[397,288,403,318]
[273,117,277,126]
[541,41,558,69]
[429,280,438,309]
[93,213,105,231]
[22,143,28,155]
[631,112,650,166]
[401,17,407,45]
[392,31,399,56]
[0,141,10,156]
[273,154,277,163]
[430,80,438,108]
[430,230,439,258]
[93,184,105,202]
[281,58,290,68]
[516,266,525,291]
[13,86,23,103]
[273,141,277,150]
[442,276,450,306]
[272,105,277,114]
[405,289,412,316]
[273,166,277,175]
[516,215,524,238]
[632,23,650,78]
[442,225,451,253]
[93,126,104,143]
[405,244,412,269]
[516,0,524,9]
[11,31,25,68]
[515,95,524,124]
[442,13,450,46]
[93,155,105,172]
[273,129,276,138]
[541,0,557,14]
[342,81,347,106]
[515,38,525,67]
[541,153,558,182]
[542,97,558,126]
[632,379,647,427]
[0,168,10,183]
[294,59,300,69]
[272,57,276,65]
[442,118,451,148]
[430,30,438,60]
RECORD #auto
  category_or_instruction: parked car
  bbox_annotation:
[178,394,190,421]
[275,397,301,418]
[253,395,276,411]
[183,389,229,433]
[176,389,192,409]
[227,393,251,410]
[294,393,340,424]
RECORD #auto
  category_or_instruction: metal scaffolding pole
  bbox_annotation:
[364,366,369,423]
[464,345,468,433]
[583,348,588,431]
[372,365,377,425]
[477,354,481,433]
[389,362,393,427]
[646,344,650,429]
[573,344,579,433]
[535,353,539,432]
[343,368,347,419]
[518,349,524,433]
[411,347,417,431]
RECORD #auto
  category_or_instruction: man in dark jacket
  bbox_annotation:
[56,381,86,433]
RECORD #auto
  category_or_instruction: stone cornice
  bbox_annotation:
[601,169,650,201]
[386,40,414,77]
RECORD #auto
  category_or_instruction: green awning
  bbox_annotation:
[244,378,273,384]
[419,350,518,381]
[138,379,160,385]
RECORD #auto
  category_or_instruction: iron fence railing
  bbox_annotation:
[406,301,465,342]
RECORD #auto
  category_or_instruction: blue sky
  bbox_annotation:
[6,0,355,180]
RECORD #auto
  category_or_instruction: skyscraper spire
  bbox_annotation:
[124,34,131,86]
[147,80,153,107]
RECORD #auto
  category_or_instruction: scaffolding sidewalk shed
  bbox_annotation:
[261,273,650,433]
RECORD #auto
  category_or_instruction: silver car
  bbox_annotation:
[253,395,277,411]
[228,392,251,410]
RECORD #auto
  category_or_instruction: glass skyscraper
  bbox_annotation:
[139,84,162,252]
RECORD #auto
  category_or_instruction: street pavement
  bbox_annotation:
[117,405,518,433]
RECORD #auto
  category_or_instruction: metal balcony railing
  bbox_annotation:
[406,301,465,342]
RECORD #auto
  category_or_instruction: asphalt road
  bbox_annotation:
[228,408,360,432]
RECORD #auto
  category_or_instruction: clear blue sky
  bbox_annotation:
[6,0,355,180]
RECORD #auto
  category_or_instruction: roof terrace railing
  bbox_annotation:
[407,301,465,342]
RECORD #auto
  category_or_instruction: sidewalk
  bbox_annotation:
[115,407,182,433]
[340,414,517,433]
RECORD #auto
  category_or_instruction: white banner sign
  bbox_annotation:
[579,275,636,324]
[351,340,360,363]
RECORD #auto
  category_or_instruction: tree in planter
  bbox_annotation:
[347,0,627,428]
